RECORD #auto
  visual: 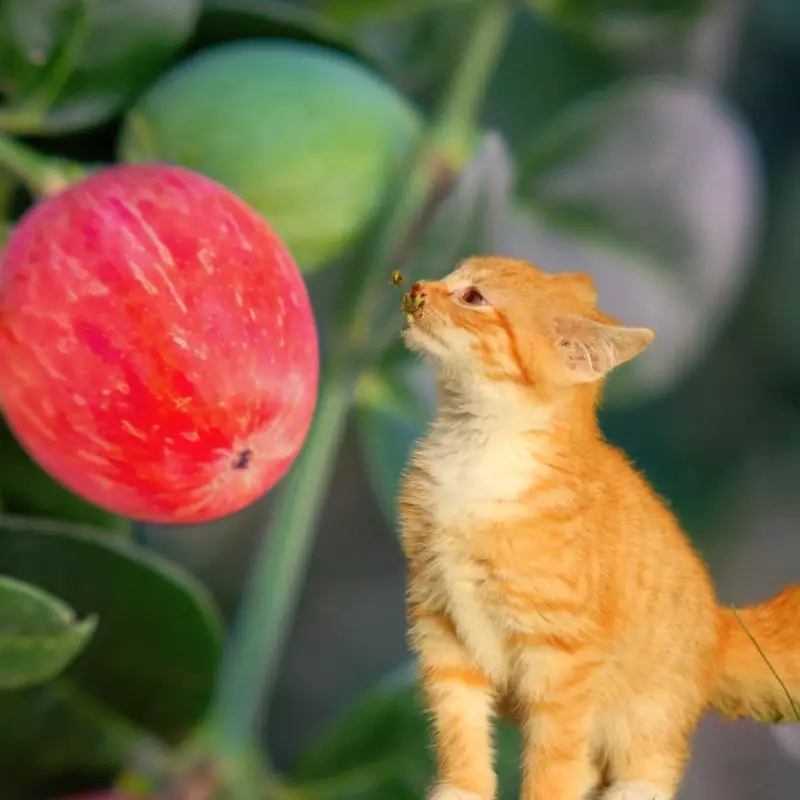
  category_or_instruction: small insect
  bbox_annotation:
[392,270,423,322]
[401,290,424,315]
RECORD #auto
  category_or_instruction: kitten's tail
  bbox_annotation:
[713,586,800,723]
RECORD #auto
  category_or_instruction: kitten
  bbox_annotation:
[397,256,800,800]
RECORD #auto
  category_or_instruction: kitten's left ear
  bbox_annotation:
[552,315,655,383]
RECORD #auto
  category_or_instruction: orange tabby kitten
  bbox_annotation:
[397,256,800,800]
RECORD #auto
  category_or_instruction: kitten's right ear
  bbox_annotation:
[552,315,654,384]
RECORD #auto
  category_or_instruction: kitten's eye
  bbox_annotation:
[461,287,487,307]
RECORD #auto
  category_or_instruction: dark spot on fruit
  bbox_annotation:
[233,448,253,470]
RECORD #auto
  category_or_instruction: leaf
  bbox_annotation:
[408,131,515,280]
[0,417,129,533]
[311,0,469,26]
[748,153,800,377]
[0,0,200,134]
[0,515,223,792]
[495,79,761,407]
[355,364,434,526]
[759,0,800,51]
[483,9,621,153]
[0,575,95,689]
[195,0,368,64]
[527,0,707,48]
[294,663,521,800]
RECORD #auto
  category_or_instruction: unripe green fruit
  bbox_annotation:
[117,40,422,272]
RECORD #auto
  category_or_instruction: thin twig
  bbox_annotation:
[730,606,800,721]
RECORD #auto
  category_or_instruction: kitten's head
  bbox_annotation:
[402,256,654,393]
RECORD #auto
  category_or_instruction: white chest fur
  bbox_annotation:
[416,407,545,530]
[414,398,553,683]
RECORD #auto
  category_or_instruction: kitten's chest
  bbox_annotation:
[415,423,537,529]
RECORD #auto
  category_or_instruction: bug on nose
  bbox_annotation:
[401,281,428,316]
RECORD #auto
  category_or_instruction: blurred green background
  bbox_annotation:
[1,0,800,798]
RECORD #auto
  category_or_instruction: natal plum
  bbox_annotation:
[0,164,318,524]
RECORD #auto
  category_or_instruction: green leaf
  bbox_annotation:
[0,417,129,532]
[0,515,223,792]
[527,0,707,48]
[356,364,434,526]
[496,79,761,407]
[408,132,514,277]
[0,575,95,689]
[311,0,469,26]
[294,664,521,800]
[196,0,368,63]
[759,0,800,51]
[484,9,621,153]
[0,0,200,134]
[748,153,800,377]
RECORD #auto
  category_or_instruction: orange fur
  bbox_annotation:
[397,256,800,800]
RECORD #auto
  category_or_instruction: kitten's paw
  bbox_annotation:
[603,781,671,800]
[428,785,488,800]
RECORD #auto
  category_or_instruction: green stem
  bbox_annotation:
[431,0,514,166]
[209,366,354,756]
[0,132,83,197]
[0,108,50,136]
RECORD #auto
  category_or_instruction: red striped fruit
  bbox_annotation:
[0,164,318,524]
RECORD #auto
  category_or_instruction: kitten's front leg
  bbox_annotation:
[410,605,497,800]
[515,642,601,800]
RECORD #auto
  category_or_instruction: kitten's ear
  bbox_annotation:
[552,315,655,383]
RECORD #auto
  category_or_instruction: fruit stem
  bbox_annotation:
[208,365,353,759]
[431,0,514,167]
[0,132,84,198]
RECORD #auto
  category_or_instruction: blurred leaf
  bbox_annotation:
[528,0,707,49]
[749,152,800,378]
[0,418,129,533]
[483,10,621,152]
[0,575,95,689]
[759,0,800,52]
[495,78,761,407]
[312,0,469,26]
[0,0,200,134]
[0,515,222,791]
[294,664,521,800]
[407,132,514,277]
[356,365,434,526]
[195,0,368,64]
[0,167,15,215]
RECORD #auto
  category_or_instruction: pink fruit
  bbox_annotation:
[0,164,318,524]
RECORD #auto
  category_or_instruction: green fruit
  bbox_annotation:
[117,40,422,272]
